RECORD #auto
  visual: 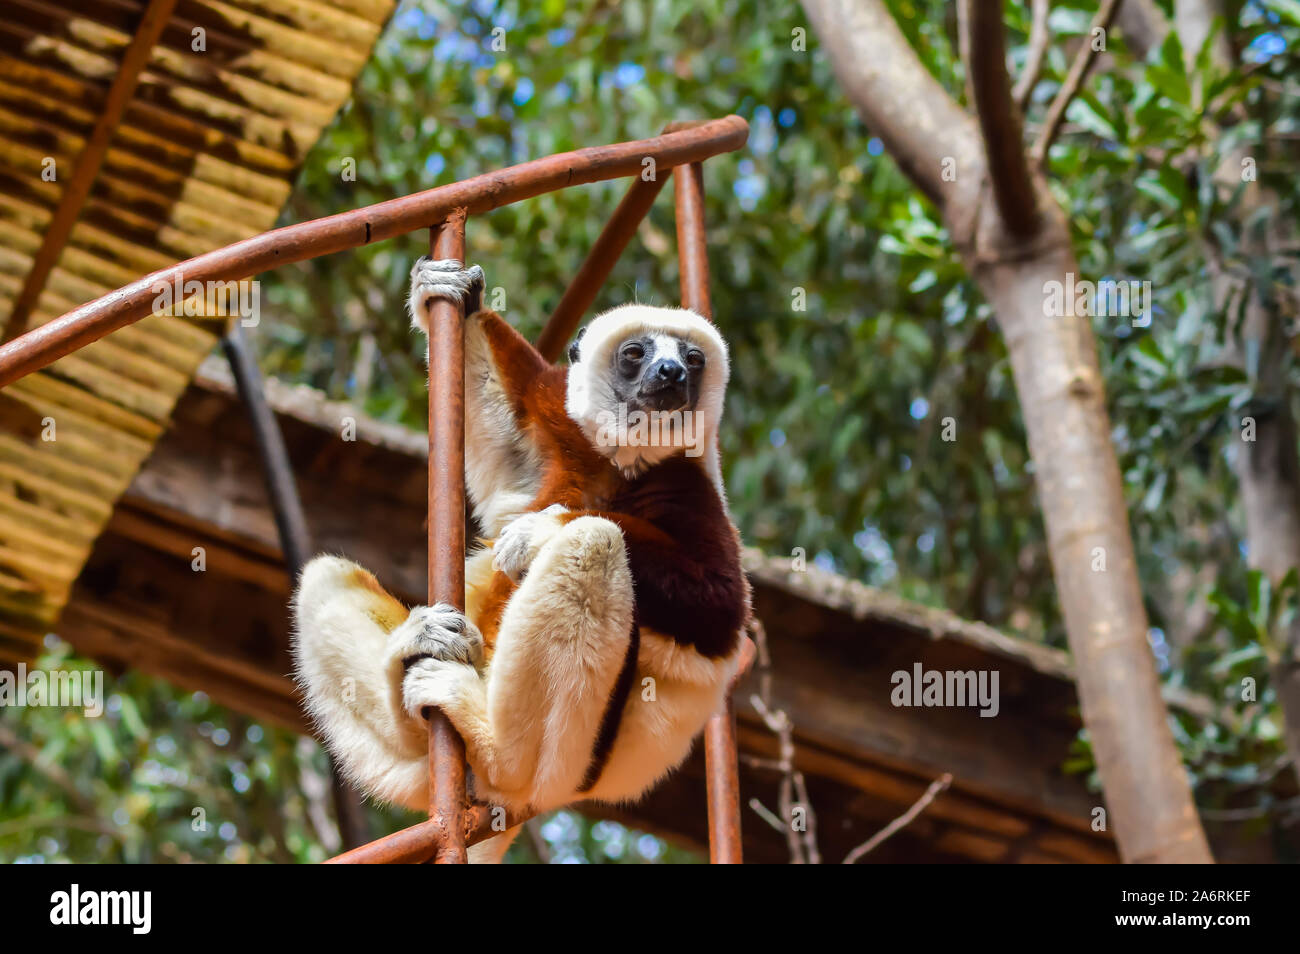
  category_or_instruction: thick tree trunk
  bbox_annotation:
[971,208,1211,862]
[802,0,1213,861]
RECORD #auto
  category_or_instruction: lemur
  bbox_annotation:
[292,258,749,863]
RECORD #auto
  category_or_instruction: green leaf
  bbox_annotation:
[1149,33,1191,105]
[1261,0,1300,26]
[1209,644,1265,676]
[1128,336,1168,378]
[1141,469,1167,512]
[1065,96,1118,142]
[1135,171,1181,210]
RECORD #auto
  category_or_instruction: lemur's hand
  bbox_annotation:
[408,256,485,334]
[387,603,485,671]
[492,504,569,584]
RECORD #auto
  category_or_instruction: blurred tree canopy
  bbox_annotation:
[4,0,1300,861]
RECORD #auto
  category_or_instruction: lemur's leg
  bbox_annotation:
[468,825,521,865]
[292,556,483,812]
[404,513,635,811]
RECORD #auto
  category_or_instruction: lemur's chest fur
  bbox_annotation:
[469,453,746,659]
[461,308,748,796]
[469,360,748,662]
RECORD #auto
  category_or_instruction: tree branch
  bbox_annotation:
[1013,0,1051,110]
[799,0,1213,864]
[0,720,97,815]
[801,0,980,209]
[967,0,1041,237]
[842,773,952,863]
[1031,0,1125,165]
[745,619,821,864]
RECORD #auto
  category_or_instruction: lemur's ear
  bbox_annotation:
[567,326,587,365]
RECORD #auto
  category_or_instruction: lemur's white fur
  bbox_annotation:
[567,305,730,500]
[293,259,740,864]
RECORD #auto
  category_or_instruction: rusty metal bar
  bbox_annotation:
[220,322,313,575]
[535,175,667,362]
[221,321,370,849]
[671,157,743,862]
[673,162,713,320]
[2,0,179,344]
[0,116,748,388]
[5,116,752,865]
[704,696,743,863]
[426,212,470,864]
[325,803,531,864]
[705,635,757,864]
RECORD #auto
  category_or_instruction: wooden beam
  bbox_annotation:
[0,117,749,383]
[50,376,1122,862]
[2,0,180,342]
[63,514,1116,863]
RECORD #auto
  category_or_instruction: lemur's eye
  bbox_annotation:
[621,343,645,362]
[685,348,705,369]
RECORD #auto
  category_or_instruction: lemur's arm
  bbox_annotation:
[473,310,550,412]
[407,258,551,535]
[407,256,548,440]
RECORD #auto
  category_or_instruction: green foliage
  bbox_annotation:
[0,641,691,863]
[6,0,1300,861]
[259,0,1051,625]
[0,641,349,862]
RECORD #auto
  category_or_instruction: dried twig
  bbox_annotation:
[747,797,786,832]
[1013,0,1051,110]
[966,0,1040,237]
[842,773,953,864]
[0,814,123,841]
[1199,794,1300,822]
[744,619,821,864]
[1031,0,1124,165]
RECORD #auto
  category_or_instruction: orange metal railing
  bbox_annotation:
[0,116,753,864]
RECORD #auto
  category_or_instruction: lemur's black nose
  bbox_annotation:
[649,358,686,385]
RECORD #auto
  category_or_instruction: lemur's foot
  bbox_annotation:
[402,656,481,723]
[492,504,569,583]
[408,256,485,332]
[387,603,484,671]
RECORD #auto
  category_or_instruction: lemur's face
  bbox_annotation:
[565,305,729,477]
[609,334,706,414]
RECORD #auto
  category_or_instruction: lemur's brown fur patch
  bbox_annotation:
[471,311,747,661]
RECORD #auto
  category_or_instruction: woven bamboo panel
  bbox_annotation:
[0,0,396,658]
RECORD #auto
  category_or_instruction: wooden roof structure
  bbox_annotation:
[56,360,1138,863]
[0,4,1248,865]
[0,0,396,659]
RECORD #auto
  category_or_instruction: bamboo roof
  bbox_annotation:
[0,0,396,658]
